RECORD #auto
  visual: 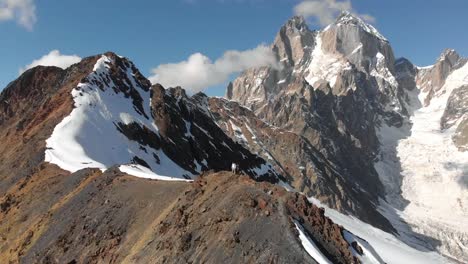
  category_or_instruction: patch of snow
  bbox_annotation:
[342,230,385,264]
[194,158,207,173]
[193,122,212,139]
[247,162,274,178]
[244,123,257,140]
[417,65,434,71]
[229,120,248,144]
[221,141,233,151]
[351,43,363,55]
[370,52,398,90]
[119,164,192,182]
[184,120,193,138]
[305,33,352,90]
[264,152,274,161]
[293,221,332,264]
[278,180,295,192]
[119,113,135,125]
[255,77,263,87]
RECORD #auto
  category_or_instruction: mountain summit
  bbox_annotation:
[332,11,388,42]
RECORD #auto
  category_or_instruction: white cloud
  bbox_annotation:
[294,0,375,26]
[19,50,82,74]
[149,44,279,93]
[0,0,36,30]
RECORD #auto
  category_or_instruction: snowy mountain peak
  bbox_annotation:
[335,10,358,22]
[331,11,387,42]
[436,48,461,64]
[44,53,158,174]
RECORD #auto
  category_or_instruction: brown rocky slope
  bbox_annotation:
[1,165,363,264]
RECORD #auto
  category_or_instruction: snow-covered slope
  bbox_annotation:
[308,197,451,264]
[44,55,193,180]
[305,32,353,90]
[294,221,333,264]
[118,164,193,182]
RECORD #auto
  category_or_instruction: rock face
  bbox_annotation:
[147,85,278,181]
[225,12,468,262]
[416,49,467,105]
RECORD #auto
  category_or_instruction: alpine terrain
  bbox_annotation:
[0,11,466,264]
[224,12,468,263]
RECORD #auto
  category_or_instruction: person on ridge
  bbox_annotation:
[231,162,237,174]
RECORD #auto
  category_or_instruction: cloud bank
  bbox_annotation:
[19,50,82,74]
[294,0,375,26]
[149,44,278,93]
[0,0,36,30]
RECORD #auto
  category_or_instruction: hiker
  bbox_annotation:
[231,162,237,174]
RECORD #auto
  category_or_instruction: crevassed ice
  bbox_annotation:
[375,60,468,261]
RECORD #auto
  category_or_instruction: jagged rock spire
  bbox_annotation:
[282,15,309,33]
[273,16,315,66]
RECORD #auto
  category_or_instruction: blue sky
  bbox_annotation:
[1,0,467,96]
